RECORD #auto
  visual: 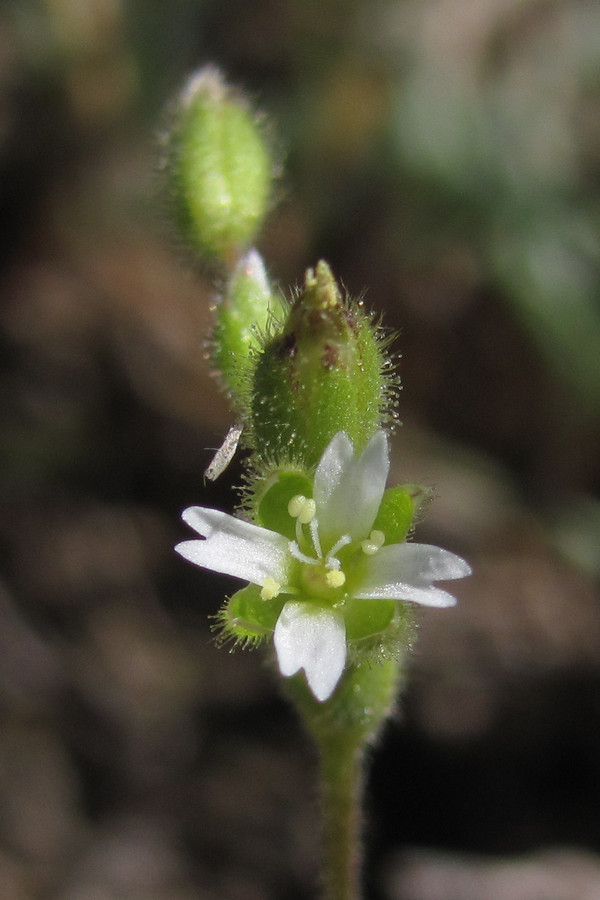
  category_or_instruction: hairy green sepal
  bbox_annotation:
[219,583,284,647]
[372,485,419,544]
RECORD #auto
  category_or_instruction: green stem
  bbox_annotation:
[284,658,403,900]
[318,733,365,900]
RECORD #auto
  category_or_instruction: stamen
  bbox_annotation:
[287,495,304,518]
[309,519,323,559]
[260,577,281,600]
[329,533,352,558]
[326,570,346,588]
[289,541,320,566]
[287,495,316,524]
[361,529,385,556]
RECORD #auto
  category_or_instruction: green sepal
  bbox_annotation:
[217,583,284,647]
[371,485,415,544]
[346,602,415,668]
[255,470,314,539]
[344,598,395,641]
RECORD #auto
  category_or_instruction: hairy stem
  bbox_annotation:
[318,734,366,900]
[285,659,403,900]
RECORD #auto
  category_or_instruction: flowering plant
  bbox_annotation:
[165,66,471,900]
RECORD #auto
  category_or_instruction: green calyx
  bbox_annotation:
[217,580,414,658]
[285,656,403,748]
[165,67,274,265]
[249,261,398,468]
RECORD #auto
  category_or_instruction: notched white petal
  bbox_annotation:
[354,542,470,607]
[400,544,472,581]
[313,432,354,507]
[355,581,458,607]
[314,430,390,543]
[347,429,389,536]
[175,506,289,586]
[274,601,346,702]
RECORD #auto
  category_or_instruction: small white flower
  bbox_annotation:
[176,430,471,702]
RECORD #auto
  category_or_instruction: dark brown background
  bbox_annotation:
[1,1,600,898]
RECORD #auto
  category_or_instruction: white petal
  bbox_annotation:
[274,601,346,702]
[313,431,354,504]
[357,581,458,607]
[236,248,271,296]
[175,506,289,586]
[354,543,471,606]
[314,430,389,543]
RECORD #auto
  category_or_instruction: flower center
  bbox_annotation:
[259,496,386,602]
[285,493,351,599]
[299,562,346,599]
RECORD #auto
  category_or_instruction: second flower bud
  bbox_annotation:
[250,261,397,468]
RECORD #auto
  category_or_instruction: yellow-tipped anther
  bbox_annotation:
[361,529,385,556]
[326,569,346,588]
[260,577,281,600]
[287,494,316,524]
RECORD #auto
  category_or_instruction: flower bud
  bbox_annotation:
[211,249,285,402]
[164,66,273,265]
[250,261,396,468]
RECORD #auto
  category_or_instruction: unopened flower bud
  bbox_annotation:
[211,249,285,401]
[164,66,273,265]
[250,261,397,467]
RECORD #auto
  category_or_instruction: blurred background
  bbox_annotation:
[1,1,600,898]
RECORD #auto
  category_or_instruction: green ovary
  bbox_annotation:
[299,563,346,602]
[298,558,397,643]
